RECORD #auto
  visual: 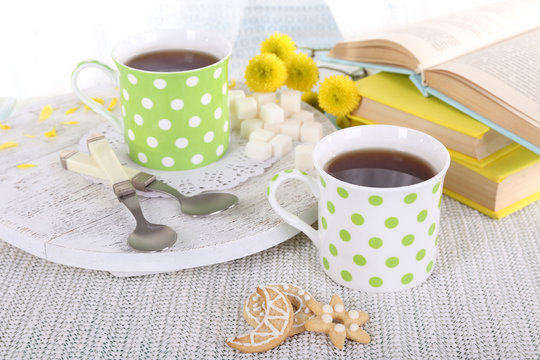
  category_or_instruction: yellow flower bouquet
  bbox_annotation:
[244,32,365,124]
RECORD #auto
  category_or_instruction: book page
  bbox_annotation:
[431,28,540,124]
[358,0,540,68]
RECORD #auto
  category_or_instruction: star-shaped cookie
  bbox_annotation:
[305,295,370,349]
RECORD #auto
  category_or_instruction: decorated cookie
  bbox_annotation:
[226,286,294,353]
[305,295,370,349]
[243,284,315,336]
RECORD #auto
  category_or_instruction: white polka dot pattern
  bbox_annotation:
[201,93,211,105]
[137,152,147,163]
[171,99,184,110]
[153,79,166,89]
[158,119,171,130]
[146,137,158,148]
[188,117,201,128]
[175,138,188,149]
[186,76,199,87]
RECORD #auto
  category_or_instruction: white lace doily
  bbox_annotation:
[78,121,279,196]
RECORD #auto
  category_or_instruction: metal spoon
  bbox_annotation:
[87,134,177,252]
[120,190,177,252]
[132,172,238,216]
[61,150,239,217]
[176,192,238,216]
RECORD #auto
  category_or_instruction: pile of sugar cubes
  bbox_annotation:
[229,89,323,171]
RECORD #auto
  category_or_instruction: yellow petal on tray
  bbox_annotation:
[65,107,79,115]
[24,134,36,138]
[228,79,236,89]
[0,123,11,130]
[107,97,118,111]
[62,121,79,125]
[17,163,37,168]
[84,97,105,110]
[0,141,18,150]
[44,128,57,138]
[39,104,54,121]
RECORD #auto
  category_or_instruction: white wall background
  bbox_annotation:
[0,0,500,100]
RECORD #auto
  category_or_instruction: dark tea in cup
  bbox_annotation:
[125,49,219,72]
[325,148,436,188]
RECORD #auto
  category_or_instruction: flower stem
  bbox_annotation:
[317,66,368,80]
[297,46,331,58]
[297,45,368,80]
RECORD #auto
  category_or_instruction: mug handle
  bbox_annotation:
[71,60,123,131]
[267,169,321,248]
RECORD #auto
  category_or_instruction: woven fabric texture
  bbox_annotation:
[0,196,539,359]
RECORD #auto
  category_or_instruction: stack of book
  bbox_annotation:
[347,72,540,219]
[321,0,540,218]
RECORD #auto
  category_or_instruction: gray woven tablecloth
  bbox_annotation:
[1,196,539,359]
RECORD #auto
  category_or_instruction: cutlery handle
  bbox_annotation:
[60,150,140,180]
[86,133,136,198]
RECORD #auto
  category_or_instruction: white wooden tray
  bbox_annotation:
[0,90,334,276]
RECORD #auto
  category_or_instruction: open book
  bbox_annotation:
[324,0,540,155]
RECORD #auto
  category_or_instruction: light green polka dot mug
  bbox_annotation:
[267,125,451,293]
[71,29,231,170]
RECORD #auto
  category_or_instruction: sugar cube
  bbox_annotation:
[280,89,302,116]
[291,110,315,123]
[246,140,272,161]
[249,128,275,143]
[231,97,257,120]
[230,113,242,130]
[253,92,276,110]
[300,121,323,143]
[228,90,245,107]
[263,121,282,133]
[295,144,315,171]
[240,118,263,138]
[260,103,284,124]
[280,118,301,140]
[269,134,293,158]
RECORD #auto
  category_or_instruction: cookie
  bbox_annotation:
[226,286,294,353]
[305,295,370,349]
[243,284,315,336]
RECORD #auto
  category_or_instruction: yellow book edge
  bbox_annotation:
[443,188,540,220]
[448,144,519,168]
[348,114,518,168]
[355,72,489,138]
[348,115,540,183]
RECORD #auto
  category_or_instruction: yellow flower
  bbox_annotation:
[318,75,361,117]
[0,123,11,130]
[228,79,237,89]
[260,32,296,61]
[301,91,323,113]
[245,53,287,92]
[62,121,79,125]
[285,53,319,92]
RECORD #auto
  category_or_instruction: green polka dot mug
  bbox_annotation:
[71,30,231,170]
[267,125,450,292]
